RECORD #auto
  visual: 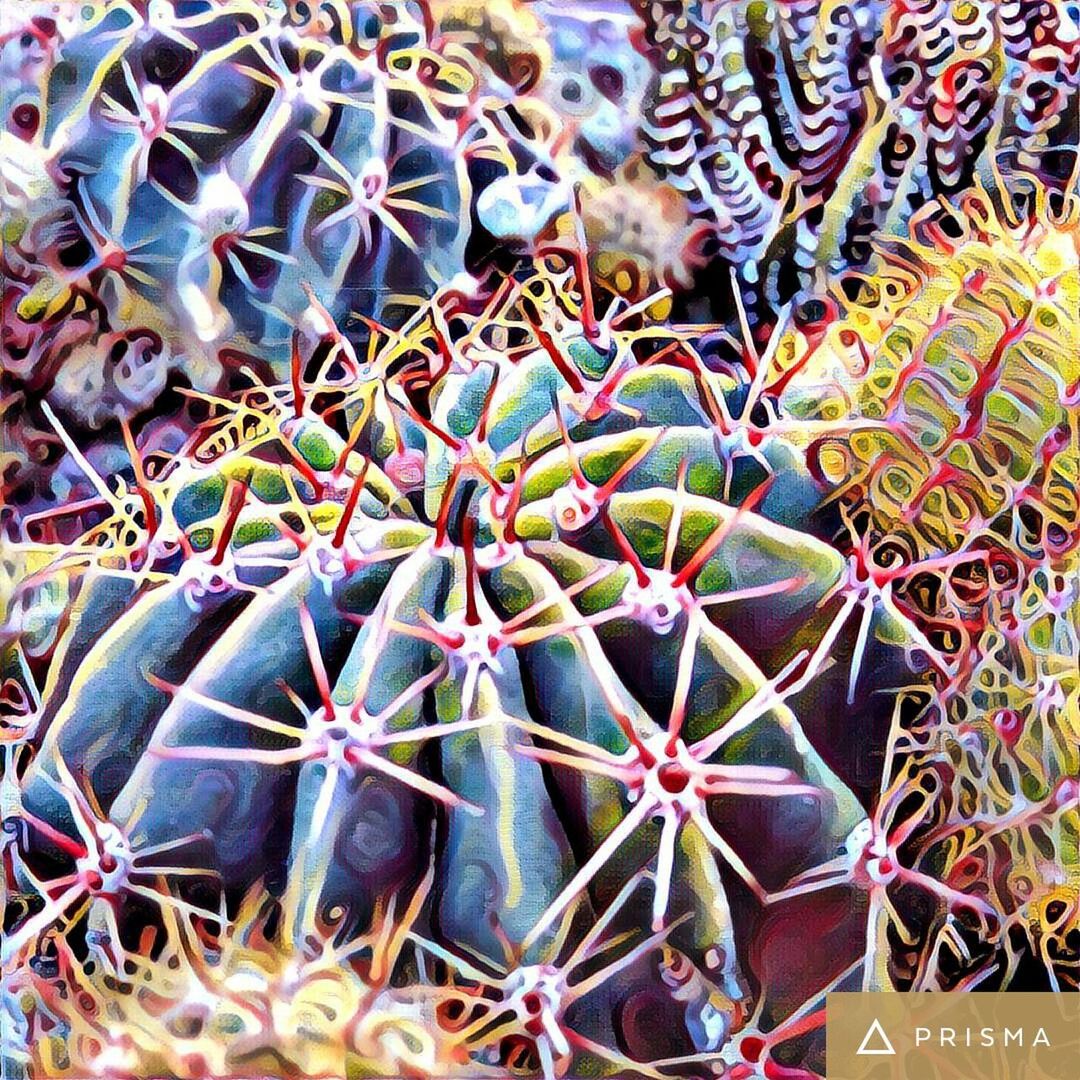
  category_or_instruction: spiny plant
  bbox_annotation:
[791,185,1078,562]
[5,0,466,515]
[2,6,1076,1080]
[763,182,1080,992]
[5,0,468,370]
[0,0,615,517]
[6,883,449,1079]
[630,0,1080,317]
[0,248,936,1080]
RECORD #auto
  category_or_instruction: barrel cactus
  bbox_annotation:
[0,250,908,1078]
[7,0,471,373]
[6,0,467,514]
[769,182,1080,992]
[0,0,607,516]
[781,182,1078,567]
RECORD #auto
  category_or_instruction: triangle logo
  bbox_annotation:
[856,1017,896,1056]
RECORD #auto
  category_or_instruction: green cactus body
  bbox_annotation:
[4,258,884,1078]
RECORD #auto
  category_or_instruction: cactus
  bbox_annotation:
[765,183,1080,992]
[7,0,469,512]
[0,0,613,516]
[0,247,911,1078]
[785,184,1078,562]
[630,0,1080,317]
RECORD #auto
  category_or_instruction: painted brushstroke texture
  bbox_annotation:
[1,3,1077,1079]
